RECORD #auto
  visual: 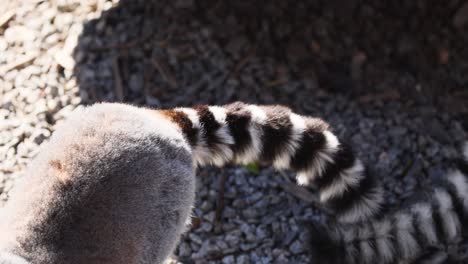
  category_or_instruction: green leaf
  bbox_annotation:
[242,163,260,174]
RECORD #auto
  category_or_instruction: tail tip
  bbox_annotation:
[307,221,343,264]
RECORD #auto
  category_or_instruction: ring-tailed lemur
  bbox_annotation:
[308,142,468,264]
[0,102,382,264]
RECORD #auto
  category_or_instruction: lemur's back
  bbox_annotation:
[0,102,384,263]
[0,104,196,264]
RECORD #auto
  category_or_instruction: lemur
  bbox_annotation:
[0,102,382,264]
[308,142,468,264]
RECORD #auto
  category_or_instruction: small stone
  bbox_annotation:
[32,132,48,145]
[240,243,257,251]
[54,50,75,70]
[0,39,7,52]
[282,231,297,246]
[47,100,61,113]
[193,240,219,259]
[242,208,259,219]
[4,26,36,44]
[217,240,229,250]
[272,248,288,258]
[255,227,268,240]
[223,207,237,218]
[236,255,249,264]
[199,222,212,232]
[289,240,304,254]
[129,73,143,93]
[203,211,216,222]
[188,233,203,245]
[146,95,161,107]
[56,0,80,12]
[200,200,213,212]
[225,233,240,246]
[222,255,235,264]
[270,196,282,204]
[232,199,246,208]
[246,192,263,203]
[389,126,407,137]
[95,20,107,34]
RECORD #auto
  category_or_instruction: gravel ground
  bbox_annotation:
[1,0,468,263]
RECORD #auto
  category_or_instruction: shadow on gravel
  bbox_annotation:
[72,0,468,114]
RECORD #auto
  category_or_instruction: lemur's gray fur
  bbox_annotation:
[0,103,195,263]
[0,102,382,263]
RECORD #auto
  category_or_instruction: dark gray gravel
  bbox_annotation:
[1,0,467,263]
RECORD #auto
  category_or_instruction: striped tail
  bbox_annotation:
[308,142,468,264]
[157,102,383,223]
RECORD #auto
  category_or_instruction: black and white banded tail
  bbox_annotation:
[308,142,468,264]
[158,102,383,223]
